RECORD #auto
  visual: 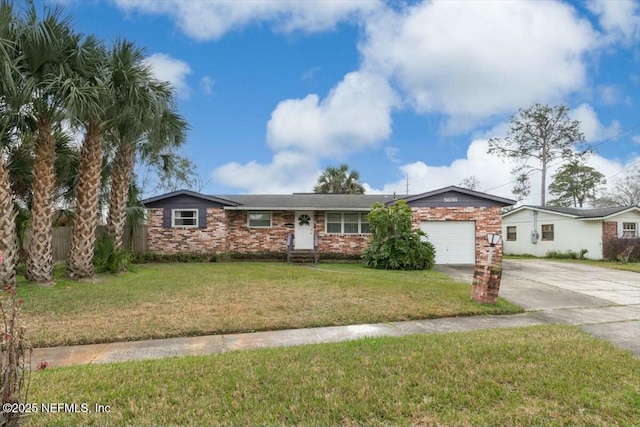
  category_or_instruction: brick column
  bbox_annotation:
[471,264,503,304]
[602,221,618,261]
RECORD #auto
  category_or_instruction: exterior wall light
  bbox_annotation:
[486,233,502,265]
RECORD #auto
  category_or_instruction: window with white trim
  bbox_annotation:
[541,224,554,241]
[248,211,272,227]
[172,209,198,228]
[325,212,370,234]
[622,222,637,238]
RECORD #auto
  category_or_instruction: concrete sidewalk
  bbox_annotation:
[32,260,640,368]
[33,313,547,368]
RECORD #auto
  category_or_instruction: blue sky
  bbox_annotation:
[47,0,640,202]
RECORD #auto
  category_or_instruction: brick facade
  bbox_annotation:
[147,207,227,254]
[602,221,618,239]
[147,206,504,263]
[314,212,371,256]
[411,207,503,265]
[226,211,293,254]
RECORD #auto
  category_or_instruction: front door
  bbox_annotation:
[294,211,314,250]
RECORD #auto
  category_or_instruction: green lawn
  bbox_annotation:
[24,325,640,427]
[18,262,522,347]
[504,255,640,273]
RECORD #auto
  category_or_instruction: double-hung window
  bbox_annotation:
[172,209,198,228]
[326,212,370,234]
[622,222,637,238]
[541,224,554,241]
[248,212,272,227]
[506,226,517,241]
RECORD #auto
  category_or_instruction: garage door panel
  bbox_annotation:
[420,221,475,264]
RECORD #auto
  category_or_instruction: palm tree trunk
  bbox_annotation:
[67,122,102,278]
[0,154,18,289]
[25,121,55,283]
[107,144,135,252]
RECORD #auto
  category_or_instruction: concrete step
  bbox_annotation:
[288,250,317,263]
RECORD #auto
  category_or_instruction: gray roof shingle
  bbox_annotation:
[513,205,639,219]
[220,194,396,210]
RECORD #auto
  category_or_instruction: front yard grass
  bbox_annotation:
[18,262,521,348]
[25,325,640,427]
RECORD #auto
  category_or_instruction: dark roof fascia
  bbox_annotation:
[142,189,240,207]
[394,185,516,206]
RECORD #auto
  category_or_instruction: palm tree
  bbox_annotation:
[66,37,109,278]
[0,0,20,288]
[104,41,188,252]
[16,3,97,282]
[313,163,365,194]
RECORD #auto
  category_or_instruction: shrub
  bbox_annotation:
[93,235,130,273]
[545,249,588,260]
[130,252,219,264]
[363,200,436,270]
[603,237,640,263]
[0,287,31,427]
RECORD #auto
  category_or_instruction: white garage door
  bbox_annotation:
[420,221,476,264]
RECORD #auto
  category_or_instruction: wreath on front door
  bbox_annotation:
[298,214,311,226]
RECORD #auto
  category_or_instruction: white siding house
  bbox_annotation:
[502,206,640,260]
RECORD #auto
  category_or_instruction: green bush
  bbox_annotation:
[94,235,130,273]
[545,249,588,260]
[130,252,219,264]
[363,200,436,270]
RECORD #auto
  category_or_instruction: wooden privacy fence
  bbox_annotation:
[23,225,148,262]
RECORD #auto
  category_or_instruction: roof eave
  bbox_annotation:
[142,189,239,207]
[576,206,640,220]
[398,185,516,206]
[502,205,579,219]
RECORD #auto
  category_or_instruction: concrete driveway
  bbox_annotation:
[437,259,640,356]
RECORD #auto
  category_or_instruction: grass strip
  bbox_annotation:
[24,325,640,427]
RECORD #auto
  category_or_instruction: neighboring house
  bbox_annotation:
[142,186,515,265]
[502,205,640,260]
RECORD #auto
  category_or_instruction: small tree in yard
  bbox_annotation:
[363,200,436,270]
[548,160,605,207]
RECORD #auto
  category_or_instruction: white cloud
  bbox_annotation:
[360,0,597,133]
[143,53,192,98]
[369,139,514,199]
[112,0,381,40]
[200,76,215,95]
[570,103,622,142]
[266,71,398,157]
[211,151,319,194]
[300,67,321,82]
[588,0,640,45]
[597,84,627,105]
[365,138,639,207]
[385,146,400,163]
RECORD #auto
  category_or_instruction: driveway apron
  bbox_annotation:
[439,259,640,355]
